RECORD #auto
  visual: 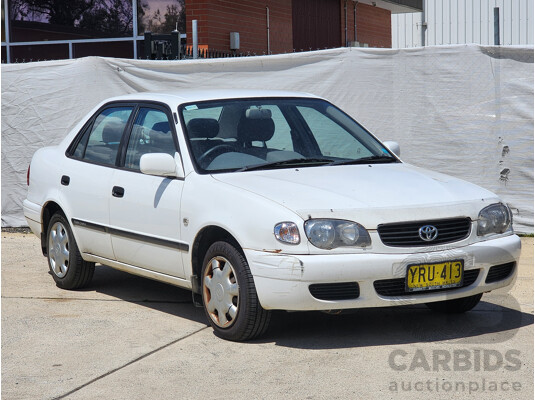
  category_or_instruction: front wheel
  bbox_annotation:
[425,293,483,313]
[47,213,95,290]
[201,241,271,341]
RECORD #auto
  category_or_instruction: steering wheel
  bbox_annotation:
[197,144,236,167]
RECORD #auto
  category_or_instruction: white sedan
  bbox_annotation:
[24,90,521,341]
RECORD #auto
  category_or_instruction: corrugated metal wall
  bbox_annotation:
[392,0,534,48]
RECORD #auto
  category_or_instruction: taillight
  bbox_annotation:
[27,165,30,186]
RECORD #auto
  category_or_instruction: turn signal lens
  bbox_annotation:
[274,222,300,245]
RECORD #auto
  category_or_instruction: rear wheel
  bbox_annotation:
[47,213,95,289]
[425,293,483,313]
[201,241,271,341]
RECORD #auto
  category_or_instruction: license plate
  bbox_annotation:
[406,260,464,292]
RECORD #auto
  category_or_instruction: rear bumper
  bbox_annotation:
[23,199,42,237]
[245,234,521,311]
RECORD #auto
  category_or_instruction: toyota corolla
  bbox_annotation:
[23,90,521,341]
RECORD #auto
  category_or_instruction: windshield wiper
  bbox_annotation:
[329,155,399,166]
[238,158,334,172]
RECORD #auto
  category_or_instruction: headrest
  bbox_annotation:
[102,121,124,144]
[186,118,219,139]
[237,115,275,143]
[151,121,171,134]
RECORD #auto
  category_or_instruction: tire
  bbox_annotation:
[425,293,483,313]
[47,213,95,290]
[201,241,271,341]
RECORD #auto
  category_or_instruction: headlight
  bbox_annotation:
[477,203,512,236]
[274,222,300,244]
[304,219,371,249]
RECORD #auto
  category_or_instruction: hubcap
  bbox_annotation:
[48,222,70,278]
[203,256,239,328]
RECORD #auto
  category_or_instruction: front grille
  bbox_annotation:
[485,262,516,283]
[309,282,360,301]
[377,217,472,247]
[374,269,480,297]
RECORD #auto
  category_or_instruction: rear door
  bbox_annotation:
[109,104,187,278]
[64,104,134,259]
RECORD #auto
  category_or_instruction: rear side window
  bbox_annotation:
[73,107,133,166]
[124,108,176,171]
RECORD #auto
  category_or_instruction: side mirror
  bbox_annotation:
[140,153,185,178]
[383,141,400,157]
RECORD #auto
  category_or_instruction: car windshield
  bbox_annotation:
[179,97,397,173]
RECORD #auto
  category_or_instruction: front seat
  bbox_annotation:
[186,118,222,158]
[236,114,275,159]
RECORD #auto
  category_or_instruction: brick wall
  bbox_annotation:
[355,2,391,48]
[341,1,391,48]
[185,0,391,54]
[185,0,293,54]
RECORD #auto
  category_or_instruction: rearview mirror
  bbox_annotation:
[140,153,184,178]
[383,141,400,157]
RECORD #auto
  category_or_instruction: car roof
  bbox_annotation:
[104,89,321,105]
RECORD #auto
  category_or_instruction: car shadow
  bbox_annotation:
[86,266,532,349]
[87,265,208,326]
[257,302,533,349]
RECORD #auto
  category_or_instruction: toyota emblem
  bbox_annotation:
[418,225,438,241]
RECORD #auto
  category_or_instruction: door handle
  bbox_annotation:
[112,186,125,198]
[61,175,70,186]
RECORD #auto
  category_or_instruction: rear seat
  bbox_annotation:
[84,121,124,164]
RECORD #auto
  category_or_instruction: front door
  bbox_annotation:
[109,105,187,278]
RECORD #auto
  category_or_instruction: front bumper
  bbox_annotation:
[245,234,521,311]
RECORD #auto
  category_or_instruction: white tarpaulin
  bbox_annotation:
[2,44,533,232]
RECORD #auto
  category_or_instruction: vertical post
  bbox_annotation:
[4,0,11,63]
[68,42,73,59]
[494,7,500,45]
[192,19,198,59]
[171,30,179,59]
[266,6,270,54]
[344,0,347,46]
[144,31,152,59]
[156,41,163,59]
[132,0,138,59]
[493,6,501,166]
[353,2,357,42]
[421,0,426,46]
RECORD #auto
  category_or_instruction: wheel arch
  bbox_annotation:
[190,225,243,294]
[40,201,66,256]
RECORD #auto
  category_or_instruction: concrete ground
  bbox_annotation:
[1,233,533,400]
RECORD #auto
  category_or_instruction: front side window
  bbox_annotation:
[74,106,133,166]
[180,98,396,173]
[296,106,373,159]
[124,108,176,171]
